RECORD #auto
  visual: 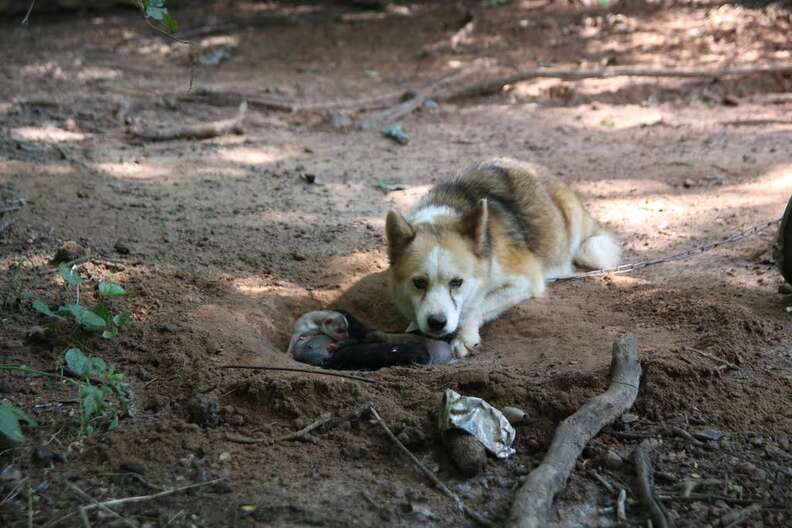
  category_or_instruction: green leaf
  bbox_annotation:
[30,297,62,319]
[98,282,126,298]
[93,305,113,325]
[89,357,108,377]
[102,327,119,340]
[142,0,177,31]
[113,312,131,328]
[61,304,106,330]
[65,347,91,377]
[162,13,178,32]
[0,400,37,444]
[58,264,82,286]
[80,385,105,420]
[375,180,407,193]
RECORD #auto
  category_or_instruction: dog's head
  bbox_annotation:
[385,199,490,338]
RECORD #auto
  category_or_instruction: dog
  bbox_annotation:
[385,158,621,358]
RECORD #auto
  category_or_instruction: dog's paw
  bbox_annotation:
[451,328,481,358]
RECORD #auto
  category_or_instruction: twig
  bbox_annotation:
[590,470,616,494]
[27,481,33,528]
[78,508,91,528]
[507,334,642,528]
[440,63,792,101]
[177,89,295,112]
[633,440,675,528]
[219,365,380,385]
[1,478,27,506]
[686,347,740,371]
[718,503,763,528]
[616,488,627,522]
[550,218,781,283]
[82,479,222,512]
[65,482,137,528]
[129,100,247,142]
[21,0,35,25]
[666,425,704,446]
[279,412,332,442]
[675,478,723,498]
[369,405,494,527]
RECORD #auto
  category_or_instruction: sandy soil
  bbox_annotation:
[1,1,792,526]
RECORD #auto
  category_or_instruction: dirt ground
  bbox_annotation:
[2,0,792,526]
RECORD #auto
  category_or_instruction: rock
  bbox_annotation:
[693,429,725,442]
[50,240,86,264]
[735,460,763,479]
[502,406,527,425]
[25,325,51,345]
[596,450,624,470]
[114,241,131,255]
[120,460,145,475]
[396,426,427,449]
[683,178,696,188]
[443,429,486,478]
[218,451,232,463]
[186,394,221,428]
[31,446,54,466]
[330,112,353,129]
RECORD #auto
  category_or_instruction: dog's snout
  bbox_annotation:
[427,314,447,332]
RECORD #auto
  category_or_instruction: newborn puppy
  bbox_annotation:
[286,311,349,356]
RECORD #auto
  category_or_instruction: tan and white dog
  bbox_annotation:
[385,158,621,358]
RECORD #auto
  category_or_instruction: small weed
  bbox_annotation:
[0,263,135,444]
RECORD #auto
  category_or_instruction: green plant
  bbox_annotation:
[0,348,134,441]
[0,399,37,444]
[135,0,178,32]
[29,263,131,338]
[0,265,136,444]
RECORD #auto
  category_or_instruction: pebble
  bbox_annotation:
[218,451,232,463]
[693,429,725,442]
[120,460,146,475]
[51,240,86,264]
[186,394,221,428]
[502,406,527,425]
[621,413,639,424]
[31,447,54,466]
[114,241,131,255]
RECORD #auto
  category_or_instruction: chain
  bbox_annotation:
[549,218,782,283]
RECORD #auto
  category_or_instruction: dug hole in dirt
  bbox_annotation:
[1,1,792,527]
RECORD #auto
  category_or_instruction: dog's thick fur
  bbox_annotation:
[385,158,621,357]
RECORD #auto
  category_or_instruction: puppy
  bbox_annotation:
[385,158,621,357]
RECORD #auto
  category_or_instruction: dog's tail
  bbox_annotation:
[574,220,622,270]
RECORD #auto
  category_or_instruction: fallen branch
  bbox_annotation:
[686,346,739,371]
[507,334,641,528]
[129,101,247,142]
[219,364,380,385]
[81,479,223,512]
[438,62,792,101]
[65,482,136,528]
[633,439,675,528]
[369,405,494,527]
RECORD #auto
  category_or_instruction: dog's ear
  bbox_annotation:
[386,210,416,261]
[460,198,489,255]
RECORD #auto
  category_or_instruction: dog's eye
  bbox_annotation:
[449,278,464,289]
[412,278,428,290]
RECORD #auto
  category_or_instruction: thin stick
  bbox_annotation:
[507,334,642,528]
[719,503,763,528]
[27,480,33,528]
[590,470,615,494]
[616,488,627,521]
[129,100,247,142]
[78,508,91,528]
[278,412,332,442]
[685,347,740,371]
[440,63,792,101]
[369,405,494,527]
[550,218,781,283]
[65,482,137,528]
[219,365,380,385]
[21,0,35,24]
[633,440,674,528]
[82,479,222,512]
